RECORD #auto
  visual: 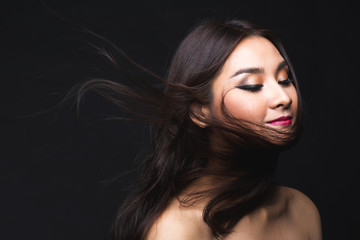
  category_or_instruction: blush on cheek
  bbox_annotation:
[223,96,261,122]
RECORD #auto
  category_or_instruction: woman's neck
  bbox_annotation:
[178,149,279,210]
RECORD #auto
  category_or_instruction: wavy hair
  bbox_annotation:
[76,19,303,239]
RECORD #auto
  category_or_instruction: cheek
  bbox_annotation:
[222,92,267,122]
[288,87,299,113]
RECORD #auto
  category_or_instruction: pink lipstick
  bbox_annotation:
[266,115,292,126]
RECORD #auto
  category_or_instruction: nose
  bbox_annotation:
[268,83,292,109]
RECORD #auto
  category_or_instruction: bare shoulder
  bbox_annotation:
[279,185,321,220]
[146,198,213,240]
[278,185,322,239]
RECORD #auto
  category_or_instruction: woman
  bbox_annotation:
[94,19,322,239]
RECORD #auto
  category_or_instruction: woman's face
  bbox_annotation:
[210,36,298,131]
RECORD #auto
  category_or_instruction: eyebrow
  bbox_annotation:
[230,60,288,79]
[276,61,288,74]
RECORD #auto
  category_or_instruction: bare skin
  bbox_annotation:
[147,36,322,239]
[147,184,322,240]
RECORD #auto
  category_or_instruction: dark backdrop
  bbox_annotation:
[1,1,358,239]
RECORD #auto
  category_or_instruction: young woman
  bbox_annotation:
[91,19,322,240]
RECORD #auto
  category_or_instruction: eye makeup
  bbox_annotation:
[278,78,293,85]
[236,84,263,92]
[228,60,292,94]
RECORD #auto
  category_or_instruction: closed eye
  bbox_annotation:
[278,78,293,86]
[236,84,263,92]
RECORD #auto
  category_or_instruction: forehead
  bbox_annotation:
[222,36,284,73]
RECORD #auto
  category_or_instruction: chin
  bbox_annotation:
[271,133,299,149]
[261,126,299,148]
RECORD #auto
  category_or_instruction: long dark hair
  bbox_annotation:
[77,19,303,239]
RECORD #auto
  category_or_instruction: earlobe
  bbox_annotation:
[190,105,210,128]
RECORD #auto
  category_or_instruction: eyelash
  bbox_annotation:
[236,78,293,93]
[236,84,262,92]
[278,78,293,86]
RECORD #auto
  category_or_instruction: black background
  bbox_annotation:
[1,0,359,239]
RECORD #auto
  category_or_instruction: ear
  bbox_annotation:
[189,104,210,128]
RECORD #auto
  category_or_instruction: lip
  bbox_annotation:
[266,115,292,126]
